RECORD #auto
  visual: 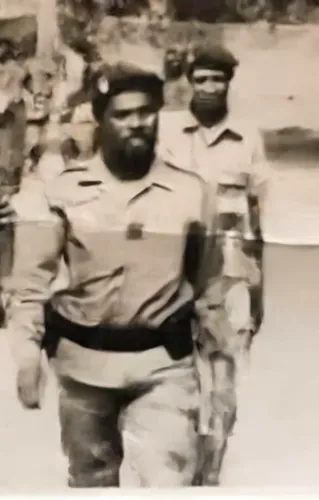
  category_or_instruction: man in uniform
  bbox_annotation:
[22,58,58,177]
[158,43,268,485]
[5,61,214,488]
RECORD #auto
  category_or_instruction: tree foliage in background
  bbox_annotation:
[172,0,319,22]
[56,0,319,24]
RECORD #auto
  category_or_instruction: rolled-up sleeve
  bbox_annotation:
[6,178,65,365]
[249,130,269,203]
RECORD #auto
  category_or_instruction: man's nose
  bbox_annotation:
[200,79,220,93]
[128,113,144,129]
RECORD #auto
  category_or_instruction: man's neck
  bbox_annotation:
[100,148,154,182]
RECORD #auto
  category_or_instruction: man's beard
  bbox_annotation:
[190,94,228,126]
[106,136,156,181]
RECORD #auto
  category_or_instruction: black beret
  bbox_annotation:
[91,61,164,122]
[187,43,239,81]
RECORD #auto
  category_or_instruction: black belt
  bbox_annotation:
[42,302,195,361]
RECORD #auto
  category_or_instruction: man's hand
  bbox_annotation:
[16,346,43,409]
[0,195,16,225]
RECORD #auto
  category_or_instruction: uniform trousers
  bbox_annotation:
[57,353,199,488]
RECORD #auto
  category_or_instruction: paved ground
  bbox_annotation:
[1,244,319,493]
[221,244,319,491]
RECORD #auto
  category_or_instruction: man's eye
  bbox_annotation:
[214,76,227,83]
[140,108,153,119]
[194,76,227,84]
[194,77,207,85]
[113,110,130,120]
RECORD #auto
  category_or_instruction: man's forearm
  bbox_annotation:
[6,217,64,364]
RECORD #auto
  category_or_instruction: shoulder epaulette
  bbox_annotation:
[62,163,89,174]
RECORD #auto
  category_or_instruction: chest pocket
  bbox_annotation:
[48,178,103,210]
[141,188,189,236]
[53,184,127,280]
[64,190,123,251]
[46,174,111,251]
[123,190,189,279]
[193,136,251,185]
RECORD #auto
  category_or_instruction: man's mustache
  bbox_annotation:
[195,92,221,102]
[125,133,149,142]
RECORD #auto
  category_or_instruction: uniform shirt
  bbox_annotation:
[7,153,209,386]
[158,108,269,338]
[158,109,268,202]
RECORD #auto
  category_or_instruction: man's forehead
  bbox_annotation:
[110,90,153,110]
[192,67,227,78]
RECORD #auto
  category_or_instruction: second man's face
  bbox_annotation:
[190,67,229,112]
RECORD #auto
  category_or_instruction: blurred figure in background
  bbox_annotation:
[0,40,28,326]
[23,42,98,181]
[22,57,58,177]
[163,45,191,110]
[0,42,84,321]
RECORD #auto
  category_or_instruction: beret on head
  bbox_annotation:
[187,43,239,81]
[91,61,164,122]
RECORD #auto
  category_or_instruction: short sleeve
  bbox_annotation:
[248,130,270,202]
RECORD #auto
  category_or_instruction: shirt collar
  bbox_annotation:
[182,108,243,145]
[73,153,175,194]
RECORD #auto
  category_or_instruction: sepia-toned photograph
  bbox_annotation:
[1,0,319,494]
